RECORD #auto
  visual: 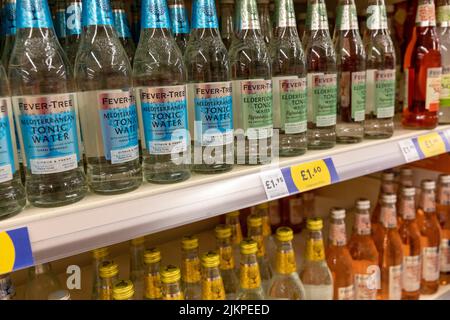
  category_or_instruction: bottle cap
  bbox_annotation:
[382,193,397,204]
[307,218,323,231]
[215,224,232,239]
[99,260,119,279]
[92,247,109,259]
[421,179,436,190]
[275,227,293,242]
[402,187,416,197]
[181,235,199,250]
[112,280,135,300]
[356,198,370,210]
[255,202,269,209]
[226,211,240,218]
[160,265,181,284]
[201,251,220,268]
[330,207,346,219]
[131,237,145,246]
[401,168,413,176]
[240,239,258,255]
[382,171,395,182]
[144,248,161,264]
[247,214,262,227]
[439,174,450,184]
[48,290,71,300]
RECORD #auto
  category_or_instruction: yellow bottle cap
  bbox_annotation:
[240,238,258,255]
[201,251,220,268]
[160,265,181,284]
[247,214,262,227]
[113,280,135,300]
[226,211,240,218]
[307,218,323,231]
[144,247,161,264]
[255,203,269,209]
[215,224,232,239]
[181,235,199,250]
[131,237,145,246]
[276,227,294,242]
[99,260,119,279]
[92,247,109,259]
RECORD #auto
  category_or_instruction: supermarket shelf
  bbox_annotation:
[1,124,450,269]
[420,284,450,300]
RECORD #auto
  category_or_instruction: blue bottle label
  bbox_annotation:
[55,9,67,38]
[0,98,16,183]
[13,93,81,175]
[13,118,22,163]
[192,0,219,29]
[66,1,82,35]
[169,4,190,34]
[141,0,171,29]
[139,85,188,155]
[3,0,17,35]
[17,0,54,29]
[113,9,132,38]
[82,0,113,26]
[189,82,233,147]
[97,90,139,163]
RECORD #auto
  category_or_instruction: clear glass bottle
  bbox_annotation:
[257,0,272,45]
[226,210,243,271]
[129,237,145,300]
[91,247,110,299]
[161,265,184,300]
[398,186,421,300]
[54,0,67,44]
[0,273,16,300]
[112,0,136,64]
[25,263,63,300]
[1,0,17,68]
[64,0,82,66]
[363,0,396,139]
[236,238,266,300]
[334,0,366,144]
[201,251,226,300]
[112,279,135,300]
[438,0,450,122]
[180,235,202,300]
[252,202,277,264]
[437,174,450,285]
[270,0,307,157]
[348,199,380,300]
[9,0,87,207]
[230,0,273,166]
[143,248,163,300]
[219,0,234,50]
[304,0,337,150]
[267,226,306,300]
[417,179,441,294]
[326,208,355,300]
[185,0,234,173]
[168,0,190,55]
[97,260,119,300]
[215,224,239,299]
[299,218,333,300]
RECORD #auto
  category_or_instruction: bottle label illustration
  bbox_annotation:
[139,85,188,155]
[17,0,53,29]
[438,4,450,26]
[440,66,450,108]
[182,257,201,283]
[55,8,67,38]
[307,2,329,31]
[0,98,16,183]
[142,0,171,29]
[239,0,260,30]
[240,262,261,289]
[400,198,416,220]
[366,69,395,118]
[351,72,366,121]
[380,207,397,228]
[337,4,358,31]
[218,246,235,270]
[388,264,402,300]
[337,285,355,300]
[82,0,113,26]
[13,93,81,174]
[355,213,371,235]
[425,67,442,112]
[329,223,346,246]
[144,273,162,299]
[276,0,296,28]
[416,3,436,27]
[422,246,440,281]
[3,0,17,35]
[202,276,225,300]
[305,238,325,261]
[307,73,337,127]
[276,249,296,274]
[441,238,450,272]
[403,255,421,292]
[113,9,132,38]
[169,4,190,33]
[66,1,83,35]
[192,0,218,29]
[366,5,388,30]
[422,192,436,212]
[354,267,379,300]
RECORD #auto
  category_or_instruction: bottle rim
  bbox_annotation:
[215,224,232,239]
[144,248,161,264]
[439,174,450,184]
[401,186,416,197]
[356,198,370,210]
[276,227,293,242]
[421,179,436,190]
[160,265,181,283]
[181,235,199,250]
[330,207,346,219]
[112,280,135,300]
[99,260,119,279]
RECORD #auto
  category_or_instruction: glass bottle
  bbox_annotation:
[201,251,226,300]
[129,237,145,300]
[257,0,272,45]
[348,199,380,300]
[334,0,366,144]
[269,199,282,232]
[398,186,421,300]
[112,0,136,64]
[91,247,110,299]
[230,0,273,166]
[236,238,266,300]
[133,0,190,184]
[437,174,450,227]
[270,0,307,157]
[24,263,63,300]
[403,0,441,129]
[1,0,16,68]
[131,0,140,43]
[302,191,316,219]
[112,279,135,300]
[417,179,441,294]
[399,167,414,188]
[161,265,184,300]
[373,193,403,300]
[219,0,234,50]
[64,0,82,66]
[97,260,119,300]
[0,273,16,300]
[180,235,202,300]
[326,207,355,300]
[54,0,67,44]
[185,0,234,174]
[280,194,303,233]
[299,218,333,300]
[215,224,239,299]
[9,0,87,207]
[252,202,276,260]
[143,248,163,300]
[168,0,190,55]
[267,226,306,300]
[304,0,337,150]
[437,174,450,284]
[437,0,450,122]
[226,210,243,271]
[364,0,396,139]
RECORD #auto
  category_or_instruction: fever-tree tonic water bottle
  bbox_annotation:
[1,0,16,68]
[144,248,163,300]
[97,260,120,300]
[54,0,67,44]
[230,0,273,165]
[180,235,202,300]
[219,0,234,50]
[161,265,184,300]
[168,0,190,55]
[10,0,87,207]
[185,0,233,173]
[215,224,239,299]
[201,251,226,300]
[91,247,110,299]
[64,0,82,66]
[129,237,145,300]
[133,0,190,184]
[112,0,136,64]
[75,0,141,194]
[304,0,337,150]
[270,0,307,157]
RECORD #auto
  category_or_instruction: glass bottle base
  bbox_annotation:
[402,112,438,130]
[336,136,363,144]
[307,126,336,150]
[192,163,233,174]
[336,123,364,144]
[279,133,307,157]
[364,118,394,139]
[0,178,26,219]
[145,171,191,184]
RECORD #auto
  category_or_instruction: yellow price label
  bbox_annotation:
[417,132,446,158]
[290,159,335,192]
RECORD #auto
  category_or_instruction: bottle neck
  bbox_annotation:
[145,261,161,274]
[236,0,262,33]
[140,0,172,30]
[274,0,296,29]
[162,281,183,299]
[336,0,359,33]
[112,7,132,38]
[306,0,330,33]
[111,0,124,9]
[354,210,372,235]
[416,0,437,27]
[217,238,235,270]
[192,0,219,30]
[437,0,450,27]
[380,202,397,228]
[17,0,54,29]
[239,253,262,289]
[3,0,17,36]
[130,244,144,271]
[329,218,347,246]
[381,181,396,195]
[399,196,416,220]
[421,189,436,213]
[33,263,51,275]
[366,0,389,31]
[220,3,234,35]
[181,248,201,283]
[438,183,450,205]
[227,221,243,246]
[82,0,115,27]
[305,229,325,262]
[275,241,297,275]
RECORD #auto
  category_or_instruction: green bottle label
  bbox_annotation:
[337,4,358,31]
[308,2,329,31]
[351,71,366,121]
[438,5,450,27]
[275,0,296,28]
[366,69,395,118]
[441,66,450,108]
[239,0,260,30]
[308,73,337,127]
[366,5,388,30]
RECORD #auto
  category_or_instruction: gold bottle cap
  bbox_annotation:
[226,211,240,218]
[160,265,181,284]
[201,251,220,268]
[144,248,161,264]
[181,235,199,250]
[276,227,294,242]
[240,239,258,255]
[247,214,262,227]
[99,260,119,279]
[255,203,269,209]
[215,224,232,239]
[307,218,323,231]
[113,280,135,300]
[131,237,145,246]
[92,247,109,259]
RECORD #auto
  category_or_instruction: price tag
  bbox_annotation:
[0,227,34,275]
[416,132,447,158]
[260,169,289,200]
[398,139,421,163]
